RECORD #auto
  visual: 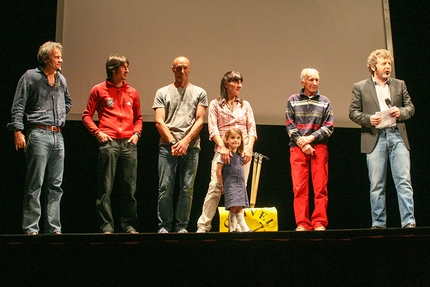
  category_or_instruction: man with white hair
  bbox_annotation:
[286,68,334,231]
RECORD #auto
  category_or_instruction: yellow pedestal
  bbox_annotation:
[218,207,278,232]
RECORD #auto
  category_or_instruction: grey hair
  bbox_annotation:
[300,68,319,81]
[37,41,63,65]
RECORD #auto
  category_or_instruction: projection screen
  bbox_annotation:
[57,0,392,127]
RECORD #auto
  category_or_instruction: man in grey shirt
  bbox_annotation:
[153,56,208,233]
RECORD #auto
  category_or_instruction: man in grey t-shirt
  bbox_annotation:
[153,56,208,233]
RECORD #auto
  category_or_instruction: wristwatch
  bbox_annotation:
[169,140,177,145]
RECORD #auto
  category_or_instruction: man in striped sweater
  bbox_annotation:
[285,68,334,231]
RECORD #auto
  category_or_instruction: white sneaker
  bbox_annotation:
[177,228,188,233]
[158,227,169,233]
[196,227,206,233]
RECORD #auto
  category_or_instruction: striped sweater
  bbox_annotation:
[285,89,334,147]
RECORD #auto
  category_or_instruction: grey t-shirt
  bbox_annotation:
[153,83,208,148]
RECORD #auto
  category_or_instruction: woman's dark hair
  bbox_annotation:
[218,71,244,107]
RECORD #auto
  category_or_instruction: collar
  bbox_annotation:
[37,66,60,87]
[106,79,127,88]
[299,88,320,99]
[221,96,240,106]
[372,76,390,86]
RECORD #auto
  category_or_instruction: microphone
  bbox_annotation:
[385,98,393,108]
[47,60,61,72]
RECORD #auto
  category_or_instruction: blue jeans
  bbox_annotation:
[157,145,199,231]
[23,128,64,234]
[97,139,138,233]
[367,128,415,228]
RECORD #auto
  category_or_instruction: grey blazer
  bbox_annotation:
[349,77,415,154]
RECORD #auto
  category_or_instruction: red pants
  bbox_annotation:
[290,144,328,230]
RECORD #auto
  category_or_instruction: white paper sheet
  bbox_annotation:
[376,107,396,129]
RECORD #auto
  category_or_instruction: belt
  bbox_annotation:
[31,125,62,132]
[378,126,398,132]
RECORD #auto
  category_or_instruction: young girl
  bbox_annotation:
[217,128,251,232]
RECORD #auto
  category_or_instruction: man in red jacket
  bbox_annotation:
[82,54,143,234]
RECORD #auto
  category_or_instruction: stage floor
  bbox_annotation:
[1,228,429,286]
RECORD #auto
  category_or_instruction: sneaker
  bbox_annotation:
[54,231,62,235]
[371,225,383,229]
[314,226,326,231]
[158,227,169,234]
[295,226,307,231]
[103,231,112,234]
[403,223,416,228]
[28,232,38,236]
[177,228,188,233]
[125,227,139,234]
[196,227,206,233]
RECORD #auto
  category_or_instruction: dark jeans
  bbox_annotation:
[97,139,138,233]
[157,145,200,231]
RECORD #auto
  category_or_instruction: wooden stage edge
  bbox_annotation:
[0,227,429,243]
